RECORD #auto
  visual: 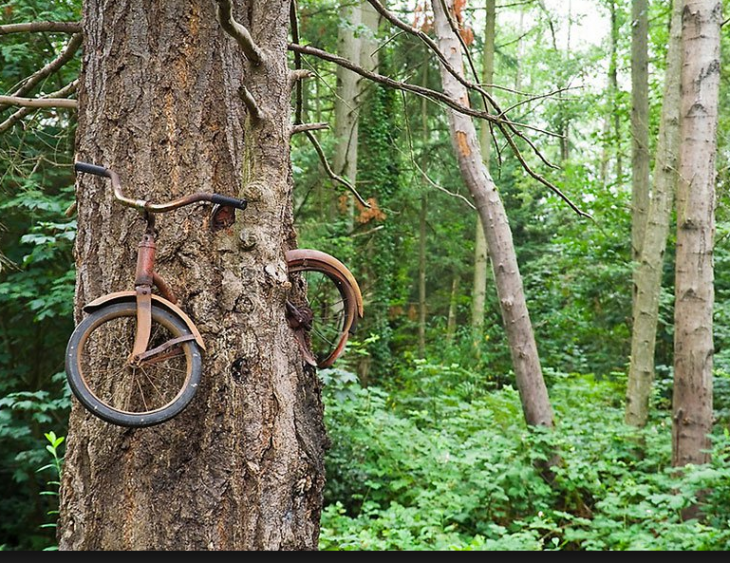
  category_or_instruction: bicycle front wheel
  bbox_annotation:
[286,249,363,368]
[65,301,203,427]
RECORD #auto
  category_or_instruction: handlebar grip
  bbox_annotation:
[74,162,112,178]
[211,194,247,210]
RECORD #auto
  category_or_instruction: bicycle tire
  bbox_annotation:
[286,249,363,368]
[65,301,203,427]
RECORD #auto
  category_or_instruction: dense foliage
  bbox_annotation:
[319,367,730,550]
[1,0,729,551]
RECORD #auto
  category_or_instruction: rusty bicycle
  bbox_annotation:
[65,162,363,428]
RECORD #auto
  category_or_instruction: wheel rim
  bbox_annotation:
[75,307,194,416]
[289,268,353,367]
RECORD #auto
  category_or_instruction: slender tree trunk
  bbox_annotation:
[472,0,495,350]
[601,0,622,184]
[59,0,326,550]
[625,0,683,428]
[446,274,461,341]
[418,194,427,358]
[334,3,361,191]
[360,0,380,73]
[354,1,381,383]
[672,0,722,468]
[630,0,650,270]
[431,0,553,428]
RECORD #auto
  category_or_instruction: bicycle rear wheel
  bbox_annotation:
[286,249,363,368]
[65,301,203,427]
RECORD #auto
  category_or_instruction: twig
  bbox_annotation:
[400,91,475,210]
[213,0,264,65]
[304,130,371,208]
[0,33,82,113]
[0,21,81,34]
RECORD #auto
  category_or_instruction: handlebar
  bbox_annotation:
[74,161,248,213]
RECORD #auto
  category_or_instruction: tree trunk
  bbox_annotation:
[472,0,495,351]
[601,0,622,184]
[334,3,362,192]
[58,0,326,550]
[354,0,381,383]
[446,274,461,341]
[672,0,722,468]
[431,0,554,428]
[630,0,650,270]
[625,0,683,428]
[418,194,427,358]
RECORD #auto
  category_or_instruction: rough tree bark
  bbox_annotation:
[431,0,554,428]
[58,0,326,550]
[672,0,722,467]
[625,0,683,428]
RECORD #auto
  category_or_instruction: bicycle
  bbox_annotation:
[65,162,363,428]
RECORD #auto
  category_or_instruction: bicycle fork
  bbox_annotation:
[128,215,193,366]
[130,224,156,363]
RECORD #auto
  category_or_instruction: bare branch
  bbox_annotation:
[0,33,83,113]
[214,0,264,65]
[291,43,506,128]
[304,130,371,208]
[291,122,329,136]
[0,80,78,134]
[0,94,77,109]
[0,21,81,34]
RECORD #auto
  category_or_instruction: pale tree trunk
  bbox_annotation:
[601,0,622,184]
[432,0,554,428]
[446,274,461,341]
[417,66,429,359]
[672,0,722,468]
[514,5,525,92]
[334,3,361,190]
[630,0,650,270]
[625,0,683,428]
[472,0,495,350]
[360,0,381,73]
[354,0,380,382]
[59,0,326,550]
[418,194,427,358]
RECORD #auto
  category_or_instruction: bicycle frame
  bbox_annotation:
[74,161,246,363]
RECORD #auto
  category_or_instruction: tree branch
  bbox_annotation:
[238,85,265,121]
[304,131,371,208]
[0,21,81,34]
[291,122,329,136]
[290,42,527,130]
[0,80,78,134]
[0,94,77,109]
[213,0,264,65]
[0,33,83,113]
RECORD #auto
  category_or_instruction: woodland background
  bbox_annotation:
[1,0,730,551]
